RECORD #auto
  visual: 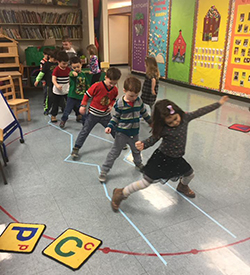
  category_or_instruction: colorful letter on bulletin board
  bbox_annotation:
[0,223,46,253]
[223,0,250,98]
[167,0,196,83]
[191,0,231,90]
[42,228,102,270]
[148,0,170,78]
[132,0,149,73]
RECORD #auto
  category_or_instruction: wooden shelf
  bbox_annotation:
[15,38,82,41]
[0,23,82,26]
[2,3,79,9]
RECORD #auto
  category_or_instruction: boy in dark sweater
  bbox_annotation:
[35,49,58,115]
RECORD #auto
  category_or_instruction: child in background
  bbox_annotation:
[62,36,77,60]
[39,48,51,108]
[51,51,71,122]
[111,96,229,212]
[59,56,90,129]
[86,44,101,85]
[141,56,160,115]
[35,49,58,115]
[98,76,152,183]
[71,67,121,159]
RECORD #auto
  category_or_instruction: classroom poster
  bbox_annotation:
[148,0,170,78]
[132,0,149,73]
[167,0,196,83]
[223,0,250,98]
[191,0,231,90]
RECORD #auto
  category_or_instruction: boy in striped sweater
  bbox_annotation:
[51,51,71,122]
[98,76,152,183]
[71,67,122,159]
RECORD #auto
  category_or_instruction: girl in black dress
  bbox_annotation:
[111,96,229,212]
[141,56,160,114]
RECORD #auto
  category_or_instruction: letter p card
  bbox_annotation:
[0,223,46,253]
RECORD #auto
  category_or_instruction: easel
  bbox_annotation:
[0,91,24,164]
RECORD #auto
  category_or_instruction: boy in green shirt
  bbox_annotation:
[59,56,90,128]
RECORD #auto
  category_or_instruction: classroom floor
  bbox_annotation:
[0,67,250,275]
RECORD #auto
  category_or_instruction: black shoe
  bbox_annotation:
[59,120,66,129]
[71,147,79,160]
[43,110,49,115]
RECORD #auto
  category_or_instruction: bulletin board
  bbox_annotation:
[190,0,231,90]
[148,0,170,78]
[223,0,250,98]
[167,0,196,83]
[132,0,149,73]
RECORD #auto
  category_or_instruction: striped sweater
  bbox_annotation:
[108,96,152,137]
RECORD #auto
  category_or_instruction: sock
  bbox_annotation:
[123,178,150,197]
[181,172,195,185]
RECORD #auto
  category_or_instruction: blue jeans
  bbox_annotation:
[61,97,86,122]
[75,113,115,148]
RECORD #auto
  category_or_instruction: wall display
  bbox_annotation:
[191,0,231,90]
[132,0,149,73]
[223,0,250,98]
[172,30,186,63]
[148,0,170,78]
[167,0,196,83]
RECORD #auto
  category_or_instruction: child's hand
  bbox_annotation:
[79,106,86,115]
[107,105,112,112]
[105,127,111,134]
[56,84,62,90]
[34,81,39,87]
[135,141,144,151]
[219,96,229,105]
[72,71,78,77]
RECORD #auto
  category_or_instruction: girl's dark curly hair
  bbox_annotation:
[152,99,185,137]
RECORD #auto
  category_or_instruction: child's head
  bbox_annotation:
[56,51,69,69]
[86,44,97,56]
[43,48,51,59]
[70,56,82,73]
[145,56,160,79]
[152,99,185,137]
[104,67,121,88]
[49,49,58,61]
[62,36,73,51]
[123,76,141,102]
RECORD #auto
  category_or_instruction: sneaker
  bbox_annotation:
[59,120,66,129]
[51,116,57,123]
[71,147,79,160]
[176,181,196,198]
[76,115,82,122]
[135,163,144,172]
[122,144,128,150]
[43,110,49,115]
[98,171,107,183]
[111,188,125,212]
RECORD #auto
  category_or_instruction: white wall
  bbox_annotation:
[109,15,129,65]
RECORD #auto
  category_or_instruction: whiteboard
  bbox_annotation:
[0,92,15,130]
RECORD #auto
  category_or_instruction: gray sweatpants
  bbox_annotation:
[101,132,142,172]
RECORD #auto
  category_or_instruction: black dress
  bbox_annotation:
[141,76,159,107]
